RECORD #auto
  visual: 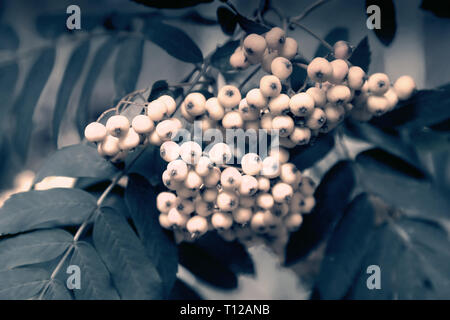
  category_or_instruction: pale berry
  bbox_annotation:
[393,75,416,100]
[85,122,107,143]
[272,182,293,203]
[289,92,315,116]
[132,115,154,134]
[298,176,315,195]
[186,216,208,236]
[290,126,311,145]
[347,66,366,90]
[208,143,232,165]
[220,167,242,190]
[147,100,167,122]
[241,153,262,176]
[268,147,289,163]
[218,85,241,109]
[306,87,327,108]
[262,51,279,73]
[239,98,260,121]
[300,196,315,214]
[367,95,390,115]
[184,92,206,116]
[239,175,259,196]
[265,27,286,50]
[272,115,294,137]
[205,97,225,121]
[307,57,333,83]
[156,192,177,213]
[167,159,189,181]
[230,47,250,70]
[256,193,274,210]
[118,128,140,150]
[217,191,239,211]
[106,115,130,138]
[333,41,352,60]
[101,135,120,156]
[367,73,390,96]
[246,88,267,109]
[222,111,244,129]
[212,212,233,230]
[279,37,298,60]
[179,141,202,165]
[306,108,327,130]
[271,57,293,80]
[326,85,352,105]
[384,88,399,110]
[243,33,267,58]
[184,170,203,190]
[203,167,221,187]
[157,95,176,116]
[268,93,290,115]
[159,213,172,229]
[285,213,303,231]
[201,188,218,203]
[168,207,189,228]
[330,59,349,84]
[261,156,281,178]
[259,75,282,98]
[233,207,253,225]
[280,163,301,185]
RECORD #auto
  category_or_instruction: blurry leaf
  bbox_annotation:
[144,20,203,64]
[0,24,19,50]
[148,80,169,101]
[366,0,397,46]
[0,229,72,271]
[409,128,450,152]
[93,207,163,299]
[125,174,178,297]
[290,134,335,170]
[114,38,144,99]
[179,11,217,25]
[178,241,238,289]
[429,118,450,132]
[370,83,450,129]
[0,188,97,236]
[285,161,356,265]
[290,64,307,92]
[132,0,213,9]
[40,279,72,300]
[349,37,371,72]
[313,193,378,299]
[36,14,104,39]
[34,144,118,183]
[0,268,49,299]
[169,279,203,300]
[345,121,424,173]
[53,40,90,146]
[356,148,450,219]
[76,37,117,137]
[70,241,120,299]
[14,47,55,159]
[211,40,240,72]
[314,27,349,58]
[421,0,450,18]
[194,231,254,275]
[0,62,19,119]
[236,14,270,34]
[217,6,238,35]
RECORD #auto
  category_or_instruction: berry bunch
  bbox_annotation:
[156,140,315,245]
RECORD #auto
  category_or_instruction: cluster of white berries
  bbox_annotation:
[156,140,315,245]
[84,95,181,162]
[83,28,417,249]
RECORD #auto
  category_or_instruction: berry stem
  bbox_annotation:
[290,21,333,52]
[238,65,262,91]
[290,0,333,23]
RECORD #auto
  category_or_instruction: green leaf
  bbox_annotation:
[285,161,356,265]
[356,148,450,219]
[76,37,117,137]
[290,63,307,92]
[314,27,348,58]
[349,36,371,72]
[366,0,397,46]
[169,279,203,300]
[0,229,72,271]
[211,40,240,72]
[40,279,72,300]
[0,188,97,236]
[0,268,49,299]
[13,47,56,159]
[144,20,203,64]
[290,134,335,170]
[52,40,90,146]
[127,145,165,186]
[148,80,169,101]
[34,144,118,183]
[178,241,238,289]
[132,0,213,9]
[93,207,163,299]
[0,24,19,50]
[114,38,144,99]
[236,14,270,34]
[125,174,178,297]
[370,82,450,129]
[70,241,120,300]
[217,6,237,35]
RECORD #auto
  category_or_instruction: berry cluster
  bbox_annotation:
[156,140,315,245]
[84,28,417,247]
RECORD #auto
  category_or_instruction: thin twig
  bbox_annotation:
[239,65,261,91]
[290,0,332,23]
[290,21,333,51]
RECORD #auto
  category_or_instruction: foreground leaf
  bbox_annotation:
[125,174,178,297]
[236,14,270,34]
[285,161,356,265]
[93,207,163,299]
[34,144,117,183]
[70,241,120,299]
[40,279,72,300]
[0,229,72,271]
[217,6,237,35]
[314,27,349,59]
[211,40,240,72]
[0,268,49,299]
[290,133,335,170]
[0,188,97,236]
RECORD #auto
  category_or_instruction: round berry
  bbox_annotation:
[347,66,366,90]
[177,187,198,199]
[298,176,315,195]
[101,135,120,156]
[179,141,202,165]
[132,115,154,135]
[167,159,189,181]
[217,191,239,211]
[202,188,218,203]
[326,85,352,105]
[162,170,181,191]
[155,119,178,141]
[159,213,172,229]
[222,111,244,129]
[306,108,327,130]
[272,116,294,137]
[184,170,203,190]
[241,153,262,176]
[195,156,213,176]
[271,57,293,80]
[330,59,349,84]
[300,196,315,213]
[265,27,286,50]
[393,75,416,100]
[256,193,274,210]
[257,176,271,192]
[251,211,267,233]
[180,101,195,122]
[147,100,167,122]
[208,143,232,165]
[230,47,249,70]
[212,212,233,230]
[243,33,267,58]
[156,192,177,213]
[218,85,241,109]
[205,97,225,121]
[280,163,301,185]
[184,92,206,116]
[148,130,163,146]
[246,88,267,109]
[333,41,352,60]
[194,198,214,217]
[260,75,282,98]
[261,156,281,178]
[279,37,298,60]
[239,196,255,208]
[285,213,303,231]
[289,92,315,116]
[233,207,253,225]
[186,216,208,236]
[168,207,189,228]
[268,147,289,163]
[220,167,242,190]
[268,93,290,115]
[238,175,258,196]
[260,113,273,131]
[384,88,399,110]
[239,98,260,121]
[118,128,140,151]
[306,87,327,108]
[367,95,390,116]
[307,57,333,83]
[175,198,195,215]
[106,115,130,138]
[262,51,279,73]
[290,126,311,145]
[203,167,221,188]
[324,103,345,124]
[85,122,107,143]
[272,182,293,203]
[157,95,176,116]
[367,73,390,96]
